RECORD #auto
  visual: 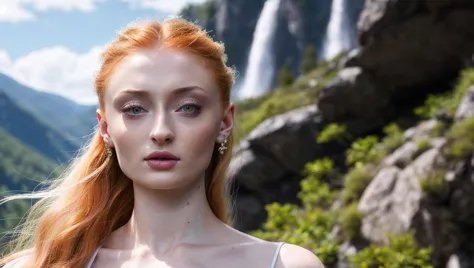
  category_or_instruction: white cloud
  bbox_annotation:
[0,46,104,105]
[122,0,208,13]
[0,0,104,22]
[0,0,35,22]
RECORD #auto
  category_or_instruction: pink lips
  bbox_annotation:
[144,151,180,170]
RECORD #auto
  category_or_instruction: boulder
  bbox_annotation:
[358,147,441,245]
[352,0,474,88]
[317,67,393,135]
[228,105,325,231]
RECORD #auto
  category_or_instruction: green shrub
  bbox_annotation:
[278,64,294,87]
[298,158,339,210]
[430,121,448,137]
[349,232,433,267]
[419,169,446,196]
[382,123,404,153]
[414,68,474,119]
[251,203,340,266]
[339,202,363,240]
[317,123,350,144]
[234,56,341,142]
[301,45,318,75]
[235,89,314,141]
[414,139,432,158]
[444,116,474,160]
[414,93,453,119]
[345,136,381,166]
[342,164,374,204]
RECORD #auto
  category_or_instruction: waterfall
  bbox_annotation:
[321,0,353,60]
[238,0,280,99]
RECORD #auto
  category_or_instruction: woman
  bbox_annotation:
[0,18,324,268]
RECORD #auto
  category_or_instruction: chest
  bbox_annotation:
[89,245,277,268]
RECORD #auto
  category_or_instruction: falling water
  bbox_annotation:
[238,0,280,99]
[321,0,353,60]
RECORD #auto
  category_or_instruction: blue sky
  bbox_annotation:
[0,0,207,105]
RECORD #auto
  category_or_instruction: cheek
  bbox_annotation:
[186,121,219,151]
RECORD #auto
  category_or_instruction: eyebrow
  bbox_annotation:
[115,86,207,98]
[117,86,206,98]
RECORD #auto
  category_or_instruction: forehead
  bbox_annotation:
[106,47,218,99]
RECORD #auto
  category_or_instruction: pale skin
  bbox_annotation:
[94,46,325,268]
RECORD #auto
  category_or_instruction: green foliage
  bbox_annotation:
[339,202,363,240]
[278,64,294,87]
[235,89,315,141]
[251,203,340,266]
[345,136,381,167]
[381,123,404,153]
[317,123,350,144]
[349,232,433,267]
[300,45,318,75]
[342,164,373,205]
[444,116,474,160]
[419,169,446,195]
[234,61,338,142]
[430,121,448,137]
[414,93,453,119]
[298,158,339,210]
[414,68,474,119]
[415,139,432,158]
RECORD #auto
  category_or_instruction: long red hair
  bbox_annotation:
[0,17,235,267]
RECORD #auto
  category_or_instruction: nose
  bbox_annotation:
[149,113,175,145]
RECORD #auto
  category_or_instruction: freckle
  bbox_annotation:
[187,221,190,224]
[186,202,190,206]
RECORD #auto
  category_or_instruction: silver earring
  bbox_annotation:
[103,135,113,158]
[218,137,228,155]
[105,145,113,158]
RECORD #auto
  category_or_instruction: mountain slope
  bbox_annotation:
[0,126,61,242]
[0,72,97,140]
[0,91,79,164]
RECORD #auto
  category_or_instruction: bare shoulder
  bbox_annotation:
[275,243,325,268]
[3,255,30,268]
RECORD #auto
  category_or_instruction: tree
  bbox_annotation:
[300,45,318,75]
[278,64,294,87]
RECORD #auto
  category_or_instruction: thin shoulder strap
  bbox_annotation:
[84,245,102,268]
[270,242,285,268]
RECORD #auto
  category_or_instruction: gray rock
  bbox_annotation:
[246,105,323,173]
[227,141,286,191]
[354,0,474,89]
[359,148,440,245]
[228,105,325,231]
[455,85,474,121]
[383,142,417,168]
[359,166,401,244]
[317,67,390,123]
[403,119,438,141]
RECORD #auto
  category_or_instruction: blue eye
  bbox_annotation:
[123,104,146,116]
[178,103,201,116]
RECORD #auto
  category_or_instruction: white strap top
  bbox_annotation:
[85,242,286,268]
[270,242,285,268]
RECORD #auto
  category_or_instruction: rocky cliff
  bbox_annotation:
[180,0,364,88]
[226,0,474,267]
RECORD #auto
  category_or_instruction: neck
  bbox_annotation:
[108,178,225,255]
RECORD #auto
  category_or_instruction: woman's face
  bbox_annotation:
[97,47,233,190]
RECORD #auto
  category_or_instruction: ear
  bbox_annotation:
[218,104,234,143]
[96,109,114,148]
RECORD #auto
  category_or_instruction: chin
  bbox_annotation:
[129,171,201,191]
